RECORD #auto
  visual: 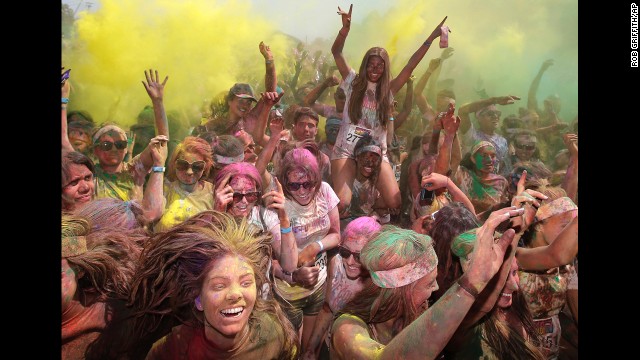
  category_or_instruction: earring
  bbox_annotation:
[195,296,203,311]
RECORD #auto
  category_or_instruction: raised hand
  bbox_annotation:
[441,47,455,60]
[259,41,273,60]
[293,262,320,287]
[421,172,449,190]
[337,4,353,29]
[426,16,448,42]
[261,91,284,108]
[142,69,168,101]
[148,135,169,167]
[214,172,234,212]
[541,59,554,72]
[563,133,578,156]
[262,177,287,218]
[325,75,340,87]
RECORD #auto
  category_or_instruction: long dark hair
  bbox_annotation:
[348,47,393,129]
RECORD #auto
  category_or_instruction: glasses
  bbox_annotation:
[232,191,260,203]
[515,143,536,151]
[338,246,360,262]
[480,110,502,118]
[175,159,206,172]
[287,181,314,191]
[96,140,128,151]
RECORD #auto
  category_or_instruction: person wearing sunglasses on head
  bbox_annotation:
[302,216,381,360]
[458,94,521,176]
[153,136,215,233]
[271,147,341,354]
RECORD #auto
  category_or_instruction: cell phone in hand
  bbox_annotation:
[419,188,435,207]
[61,69,71,85]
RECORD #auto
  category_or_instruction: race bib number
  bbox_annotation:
[345,125,371,144]
[534,316,560,357]
[315,251,327,271]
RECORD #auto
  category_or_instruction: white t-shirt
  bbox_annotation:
[273,182,339,301]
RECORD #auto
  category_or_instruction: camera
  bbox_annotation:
[419,188,435,206]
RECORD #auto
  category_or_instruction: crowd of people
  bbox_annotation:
[61,5,578,359]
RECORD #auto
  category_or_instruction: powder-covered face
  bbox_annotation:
[293,116,318,141]
[356,151,381,179]
[228,175,257,218]
[497,258,519,309]
[366,55,385,83]
[175,151,206,186]
[477,105,501,133]
[229,96,254,118]
[286,171,314,206]
[514,135,537,161]
[412,269,439,313]
[199,255,256,342]
[94,132,127,167]
[62,163,94,209]
[68,128,92,153]
[341,236,369,279]
[472,146,497,174]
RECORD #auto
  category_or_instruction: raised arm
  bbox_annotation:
[390,16,448,94]
[249,91,284,147]
[458,95,521,134]
[262,177,297,272]
[434,105,458,175]
[527,59,554,113]
[260,41,277,92]
[561,133,578,202]
[332,4,353,79]
[516,215,578,271]
[61,77,74,152]
[414,58,442,117]
[425,47,454,104]
[421,172,476,216]
[255,114,287,189]
[393,76,414,129]
[303,75,340,114]
[141,135,169,223]
[139,69,169,170]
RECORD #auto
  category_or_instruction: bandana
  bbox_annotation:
[471,141,493,156]
[535,197,577,222]
[370,251,437,288]
[214,153,244,165]
[356,145,382,157]
[92,125,128,144]
[62,236,87,258]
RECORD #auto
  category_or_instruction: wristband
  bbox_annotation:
[457,276,479,299]
[152,166,166,173]
[265,59,273,64]
[315,240,324,252]
[61,97,69,104]
[389,117,395,122]
[423,40,432,47]
[280,226,292,234]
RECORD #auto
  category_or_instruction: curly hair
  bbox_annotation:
[338,225,437,331]
[120,211,298,359]
[166,136,214,182]
[348,47,393,129]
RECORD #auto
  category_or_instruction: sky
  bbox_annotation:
[61,0,578,130]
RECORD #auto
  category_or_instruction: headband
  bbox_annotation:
[214,153,244,165]
[535,197,577,222]
[470,141,493,156]
[370,251,437,288]
[356,145,382,157]
[93,125,128,144]
[62,236,88,258]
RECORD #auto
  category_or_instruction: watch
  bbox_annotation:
[152,166,166,173]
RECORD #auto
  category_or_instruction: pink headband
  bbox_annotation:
[214,153,244,165]
[535,196,577,222]
[370,252,437,288]
[62,236,87,258]
[356,145,382,157]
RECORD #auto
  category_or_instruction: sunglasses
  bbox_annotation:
[175,159,206,172]
[96,140,128,151]
[515,143,536,151]
[338,246,360,262]
[287,181,314,191]
[480,110,502,118]
[232,191,260,203]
